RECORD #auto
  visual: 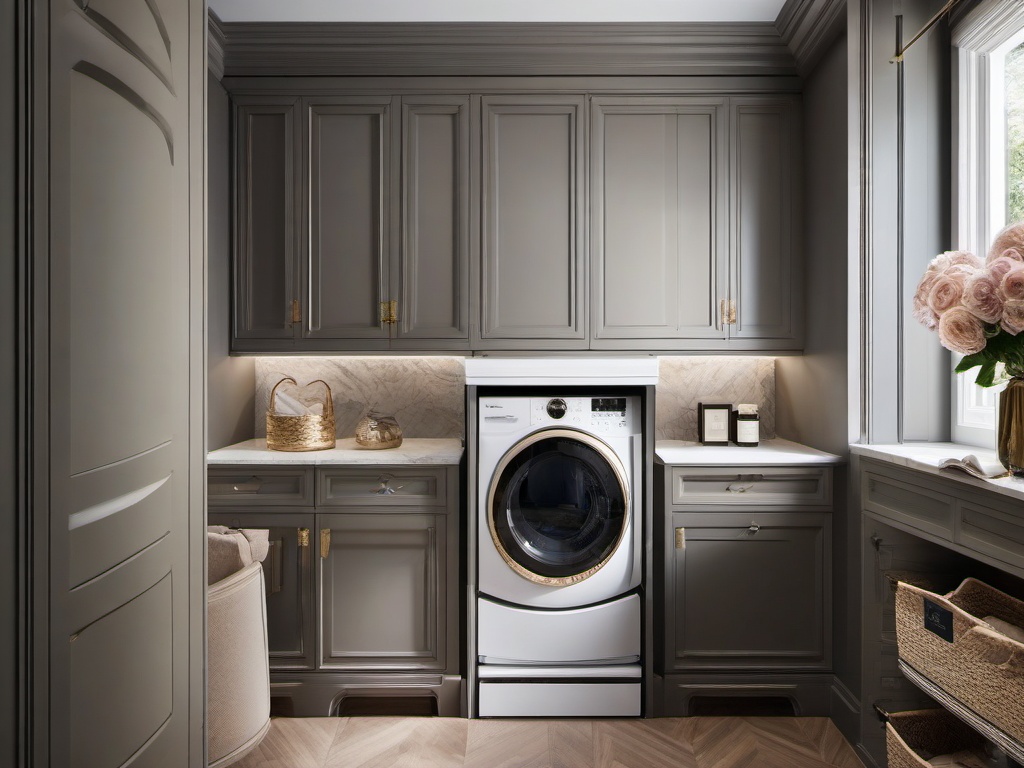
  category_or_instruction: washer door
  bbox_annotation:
[487,429,630,586]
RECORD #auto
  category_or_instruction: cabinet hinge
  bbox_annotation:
[297,528,310,548]
[320,528,331,559]
[291,299,301,324]
[379,299,398,326]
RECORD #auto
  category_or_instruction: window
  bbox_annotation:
[952,1,1024,446]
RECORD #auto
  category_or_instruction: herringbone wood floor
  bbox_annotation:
[230,716,864,768]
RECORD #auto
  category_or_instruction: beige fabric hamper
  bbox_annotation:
[895,578,1024,743]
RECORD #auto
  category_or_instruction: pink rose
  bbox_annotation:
[938,306,987,355]
[928,267,972,315]
[1003,300,1024,335]
[962,271,1003,323]
[988,255,1019,283]
[987,246,1024,265]
[1003,266,1024,301]
[989,223,1024,262]
[945,250,983,269]
[913,272,941,328]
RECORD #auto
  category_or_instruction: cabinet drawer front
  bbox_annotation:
[862,469,953,538]
[957,499,1024,570]
[670,466,830,507]
[208,468,313,506]
[318,468,447,507]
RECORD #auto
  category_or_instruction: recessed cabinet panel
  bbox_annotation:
[731,97,799,342]
[308,100,391,339]
[670,512,830,670]
[234,99,299,341]
[320,513,446,670]
[592,98,725,342]
[399,98,470,340]
[481,97,586,343]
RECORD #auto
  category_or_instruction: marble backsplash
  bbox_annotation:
[255,357,466,440]
[254,356,775,443]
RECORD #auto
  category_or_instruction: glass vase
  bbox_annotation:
[997,376,1024,476]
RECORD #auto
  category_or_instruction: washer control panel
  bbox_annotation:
[530,396,633,434]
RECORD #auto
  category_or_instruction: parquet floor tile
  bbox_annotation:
[229,714,863,768]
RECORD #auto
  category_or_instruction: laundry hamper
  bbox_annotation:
[886,709,987,768]
[895,578,1024,743]
[207,527,271,768]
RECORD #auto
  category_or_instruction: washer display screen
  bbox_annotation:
[488,430,628,585]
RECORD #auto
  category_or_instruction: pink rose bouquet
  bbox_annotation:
[913,223,1024,385]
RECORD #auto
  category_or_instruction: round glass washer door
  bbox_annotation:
[487,428,630,586]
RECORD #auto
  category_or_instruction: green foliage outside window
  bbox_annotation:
[1008,41,1024,223]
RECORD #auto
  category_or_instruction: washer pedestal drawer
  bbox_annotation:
[478,681,641,717]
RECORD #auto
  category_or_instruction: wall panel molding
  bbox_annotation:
[208,10,225,80]
[214,21,798,78]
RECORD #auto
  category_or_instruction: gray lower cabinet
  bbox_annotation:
[208,463,461,716]
[657,462,833,716]
[479,95,587,347]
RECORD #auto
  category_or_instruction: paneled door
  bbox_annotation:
[44,0,204,766]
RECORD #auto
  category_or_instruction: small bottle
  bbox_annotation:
[733,404,759,447]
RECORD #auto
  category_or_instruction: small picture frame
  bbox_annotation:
[697,403,731,446]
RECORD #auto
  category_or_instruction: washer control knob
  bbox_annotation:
[546,398,568,419]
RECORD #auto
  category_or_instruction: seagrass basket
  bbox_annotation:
[895,578,1024,742]
[266,377,336,451]
[885,709,986,768]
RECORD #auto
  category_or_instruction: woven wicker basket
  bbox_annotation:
[895,578,1024,742]
[886,709,986,768]
[266,377,336,452]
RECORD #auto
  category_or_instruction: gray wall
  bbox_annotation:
[773,30,858,730]
[1,0,18,762]
[207,72,256,450]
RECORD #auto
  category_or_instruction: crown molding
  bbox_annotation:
[215,21,797,78]
[952,0,1024,51]
[208,10,226,80]
[775,0,845,76]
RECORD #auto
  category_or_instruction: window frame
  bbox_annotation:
[951,0,1024,447]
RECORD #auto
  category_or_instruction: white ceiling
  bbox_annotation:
[209,0,788,24]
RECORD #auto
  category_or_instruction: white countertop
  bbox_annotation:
[208,437,464,466]
[852,442,1024,504]
[656,438,843,466]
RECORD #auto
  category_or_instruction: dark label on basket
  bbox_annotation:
[923,598,954,643]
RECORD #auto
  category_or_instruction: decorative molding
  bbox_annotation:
[207,9,226,80]
[952,0,1024,51]
[216,22,797,78]
[775,0,846,75]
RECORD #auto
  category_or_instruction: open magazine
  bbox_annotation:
[938,454,1010,480]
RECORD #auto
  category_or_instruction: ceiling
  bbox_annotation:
[208,0,789,24]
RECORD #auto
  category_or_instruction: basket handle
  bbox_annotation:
[307,379,334,419]
[269,377,297,414]
[960,625,1024,673]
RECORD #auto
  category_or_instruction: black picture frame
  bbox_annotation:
[697,402,731,446]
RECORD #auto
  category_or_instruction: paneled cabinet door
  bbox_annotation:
[208,511,316,670]
[666,512,830,671]
[306,97,393,341]
[319,513,448,671]
[729,96,802,345]
[395,96,471,345]
[591,98,728,346]
[479,95,587,346]
[233,96,301,346]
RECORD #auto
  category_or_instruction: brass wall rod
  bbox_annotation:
[890,0,963,63]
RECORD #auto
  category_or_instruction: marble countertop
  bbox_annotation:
[852,442,1024,504]
[208,438,464,466]
[656,438,843,466]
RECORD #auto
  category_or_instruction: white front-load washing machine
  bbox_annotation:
[475,393,644,717]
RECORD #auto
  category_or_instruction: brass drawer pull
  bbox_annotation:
[374,475,405,495]
[747,523,760,535]
[728,483,754,493]
[297,528,310,548]
[320,529,331,559]
[232,477,264,493]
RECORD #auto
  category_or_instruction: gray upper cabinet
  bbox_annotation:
[479,95,587,347]
[307,97,393,342]
[591,97,728,347]
[730,95,801,346]
[233,96,301,345]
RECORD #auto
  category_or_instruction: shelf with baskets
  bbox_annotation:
[858,454,1024,768]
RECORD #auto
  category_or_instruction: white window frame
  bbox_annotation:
[951,0,1024,447]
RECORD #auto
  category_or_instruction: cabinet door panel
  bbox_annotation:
[481,97,585,343]
[308,100,391,339]
[234,99,299,341]
[320,513,446,670]
[669,512,829,670]
[399,97,470,340]
[731,97,800,342]
[592,99,725,342]
[209,511,316,670]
